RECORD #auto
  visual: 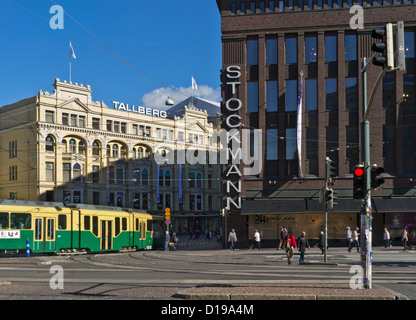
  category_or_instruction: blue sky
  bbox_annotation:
[1,0,222,109]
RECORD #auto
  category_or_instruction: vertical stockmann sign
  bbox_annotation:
[223,66,262,210]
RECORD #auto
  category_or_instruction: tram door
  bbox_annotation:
[34,217,56,252]
[101,220,112,250]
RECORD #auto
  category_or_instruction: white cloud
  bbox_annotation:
[141,85,221,110]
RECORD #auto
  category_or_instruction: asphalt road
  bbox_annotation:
[0,243,415,300]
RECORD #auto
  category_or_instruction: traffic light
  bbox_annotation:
[221,207,231,217]
[353,164,365,200]
[165,207,171,225]
[325,158,337,186]
[372,23,394,70]
[370,165,385,189]
[324,187,337,209]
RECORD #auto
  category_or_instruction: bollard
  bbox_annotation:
[26,238,30,257]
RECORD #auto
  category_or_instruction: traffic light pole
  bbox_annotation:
[361,58,372,289]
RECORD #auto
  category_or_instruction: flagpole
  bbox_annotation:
[70,57,71,82]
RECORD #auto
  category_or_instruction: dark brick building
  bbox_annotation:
[217,0,416,245]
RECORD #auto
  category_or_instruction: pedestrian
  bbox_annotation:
[402,227,408,250]
[297,231,310,263]
[383,228,391,248]
[318,231,325,254]
[228,228,237,250]
[346,227,353,252]
[283,230,297,265]
[278,226,287,250]
[164,231,170,252]
[351,227,360,252]
[250,229,261,250]
[171,232,178,250]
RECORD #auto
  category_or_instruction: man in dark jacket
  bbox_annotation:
[297,231,310,263]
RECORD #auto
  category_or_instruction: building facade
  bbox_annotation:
[0,79,222,234]
[217,0,416,244]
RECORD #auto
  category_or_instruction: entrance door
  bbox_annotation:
[34,217,56,252]
[101,220,112,250]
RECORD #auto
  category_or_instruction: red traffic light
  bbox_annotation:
[354,167,364,177]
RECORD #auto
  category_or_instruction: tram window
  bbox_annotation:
[47,219,54,240]
[142,223,145,237]
[147,221,152,232]
[0,212,9,229]
[135,218,139,231]
[122,218,127,231]
[84,216,90,230]
[35,218,42,240]
[10,213,31,229]
[58,214,67,230]
[115,217,120,236]
[92,216,98,236]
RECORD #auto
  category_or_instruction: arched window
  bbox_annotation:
[142,169,148,186]
[92,141,100,156]
[106,145,111,158]
[138,147,143,159]
[73,163,82,181]
[69,139,76,153]
[132,148,136,160]
[144,148,149,159]
[45,135,54,152]
[112,144,118,158]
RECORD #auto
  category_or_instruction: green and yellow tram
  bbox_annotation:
[0,200,164,254]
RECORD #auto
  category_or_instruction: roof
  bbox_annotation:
[166,96,221,119]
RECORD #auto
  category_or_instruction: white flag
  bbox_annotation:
[70,42,76,59]
[191,76,198,90]
[296,72,304,178]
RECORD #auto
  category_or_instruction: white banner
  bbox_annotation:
[0,230,20,239]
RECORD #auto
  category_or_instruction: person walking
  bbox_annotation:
[402,227,409,250]
[352,227,360,252]
[346,227,353,252]
[278,226,287,250]
[297,231,310,263]
[283,230,297,265]
[228,228,237,250]
[383,228,391,248]
[318,231,325,254]
[250,229,261,250]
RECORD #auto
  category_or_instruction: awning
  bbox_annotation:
[241,198,416,215]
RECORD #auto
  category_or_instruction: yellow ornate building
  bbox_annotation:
[0,78,222,233]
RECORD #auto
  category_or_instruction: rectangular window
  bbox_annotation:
[63,163,71,182]
[92,216,98,236]
[92,118,100,130]
[305,79,317,111]
[132,124,138,135]
[345,34,357,61]
[269,0,275,12]
[46,162,54,182]
[11,213,31,229]
[285,80,298,111]
[62,113,69,125]
[346,77,358,110]
[92,165,99,183]
[279,0,284,11]
[58,215,67,230]
[383,126,395,160]
[231,2,237,14]
[0,212,9,229]
[70,114,77,126]
[114,122,120,133]
[266,81,278,112]
[285,37,297,64]
[78,116,85,128]
[266,38,278,65]
[250,1,256,13]
[45,111,54,123]
[247,40,258,66]
[121,122,126,133]
[84,215,90,230]
[325,78,338,111]
[247,82,259,112]
[286,128,297,160]
[266,129,278,160]
[305,36,317,63]
[259,1,265,12]
[115,217,120,236]
[325,35,337,62]
[405,31,415,59]
[240,2,246,14]
[106,120,112,131]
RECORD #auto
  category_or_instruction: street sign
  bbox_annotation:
[165,219,170,225]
